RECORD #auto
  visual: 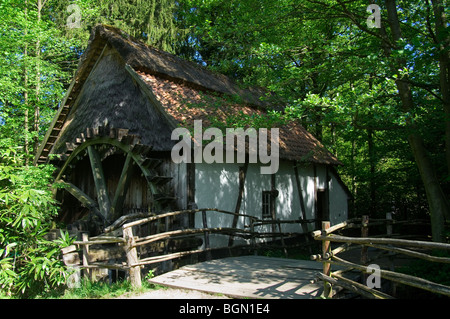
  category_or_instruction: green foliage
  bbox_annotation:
[0,139,73,298]
[56,278,134,299]
[398,251,450,287]
[47,0,182,53]
[0,0,81,157]
[40,275,164,299]
[176,0,450,221]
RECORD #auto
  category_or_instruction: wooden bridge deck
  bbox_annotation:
[148,255,331,299]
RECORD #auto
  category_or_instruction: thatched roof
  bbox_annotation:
[35,24,341,166]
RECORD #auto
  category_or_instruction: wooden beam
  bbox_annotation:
[134,227,254,248]
[57,180,101,217]
[294,164,308,224]
[202,210,212,260]
[228,162,248,247]
[123,227,141,288]
[322,221,332,298]
[82,233,91,279]
[313,234,450,251]
[187,149,196,227]
[330,255,450,297]
[33,80,76,165]
[270,173,277,235]
[316,272,394,299]
[87,145,111,222]
[58,180,110,227]
[111,153,135,221]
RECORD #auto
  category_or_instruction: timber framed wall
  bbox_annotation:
[194,160,349,248]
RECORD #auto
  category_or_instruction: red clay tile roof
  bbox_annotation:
[136,71,341,165]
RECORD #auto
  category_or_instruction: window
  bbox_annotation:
[262,191,272,219]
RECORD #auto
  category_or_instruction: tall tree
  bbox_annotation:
[176,0,450,241]
[48,0,182,53]
[0,0,77,158]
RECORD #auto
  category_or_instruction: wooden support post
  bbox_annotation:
[229,163,248,247]
[386,212,396,296]
[294,164,311,254]
[162,216,172,272]
[82,233,91,280]
[361,215,369,265]
[202,210,212,261]
[322,221,332,298]
[123,226,141,288]
[250,218,257,256]
[111,153,134,220]
[361,215,369,285]
[277,219,288,257]
[386,212,393,238]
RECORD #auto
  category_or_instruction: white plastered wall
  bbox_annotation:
[194,161,348,248]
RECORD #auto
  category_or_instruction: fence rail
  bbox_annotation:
[62,208,318,288]
[311,213,450,299]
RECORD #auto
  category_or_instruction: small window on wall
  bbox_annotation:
[262,191,272,219]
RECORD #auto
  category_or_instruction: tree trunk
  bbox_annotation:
[430,0,450,178]
[368,129,376,217]
[24,0,29,165]
[408,133,448,242]
[384,0,449,241]
[33,0,42,155]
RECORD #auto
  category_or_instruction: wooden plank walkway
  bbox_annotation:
[149,255,330,299]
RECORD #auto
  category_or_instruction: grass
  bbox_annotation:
[35,279,166,299]
[32,269,166,299]
[396,250,450,287]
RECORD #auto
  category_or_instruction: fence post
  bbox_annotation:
[386,212,396,295]
[277,219,288,257]
[386,212,393,238]
[202,210,212,261]
[82,233,91,280]
[322,221,332,298]
[250,217,257,255]
[123,226,142,288]
[361,215,369,264]
[361,215,369,284]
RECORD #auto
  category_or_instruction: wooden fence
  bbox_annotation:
[311,213,450,299]
[61,208,318,288]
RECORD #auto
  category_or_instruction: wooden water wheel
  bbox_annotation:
[53,125,176,234]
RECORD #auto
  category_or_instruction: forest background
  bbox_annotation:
[0,0,449,297]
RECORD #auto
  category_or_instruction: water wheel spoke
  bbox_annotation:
[111,152,135,220]
[56,180,106,225]
[87,145,111,222]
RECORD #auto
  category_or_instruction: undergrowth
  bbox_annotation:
[32,271,165,299]
[397,250,450,287]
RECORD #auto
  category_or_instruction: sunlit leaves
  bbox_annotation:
[176,0,447,218]
[0,139,71,297]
